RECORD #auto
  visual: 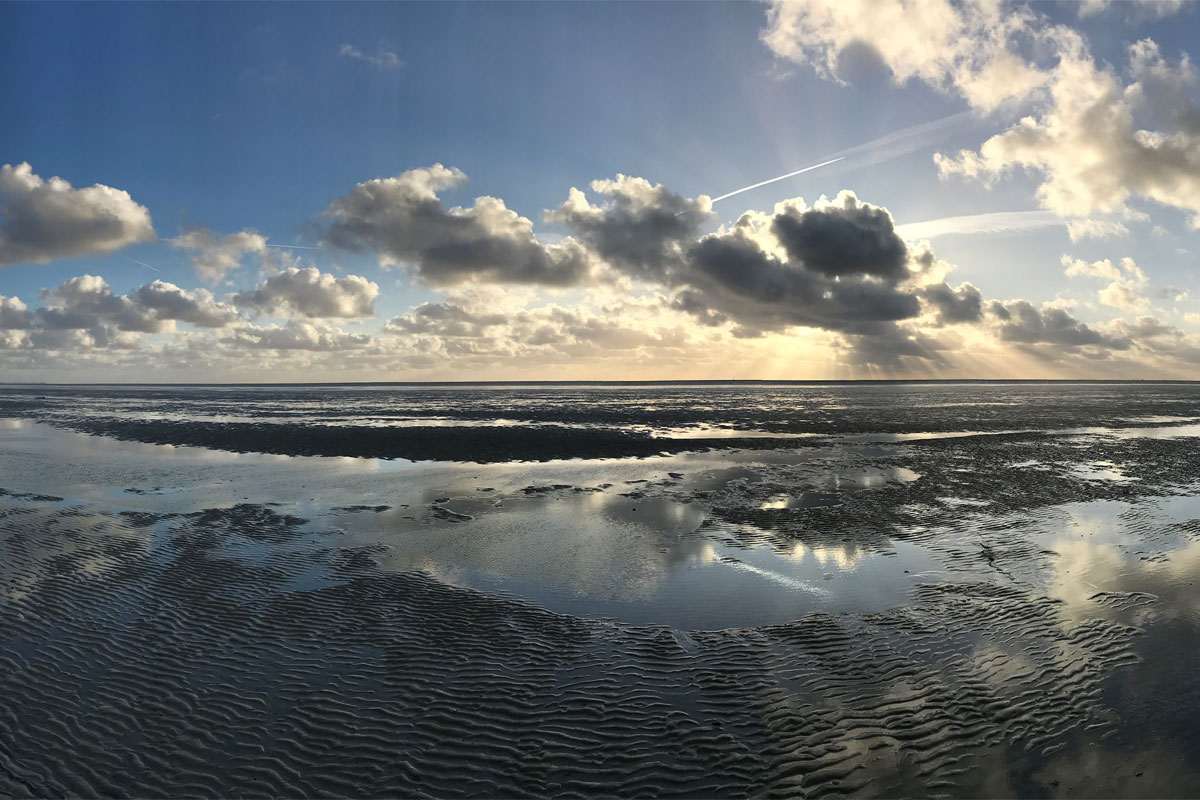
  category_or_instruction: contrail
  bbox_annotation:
[708,110,976,206]
[711,157,845,204]
[265,243,321,250]
[895,210,1063,240]
[128,258,161,273]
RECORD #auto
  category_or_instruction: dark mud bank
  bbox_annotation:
[49,417,819,462]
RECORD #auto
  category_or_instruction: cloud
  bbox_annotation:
[1065,219,1131,241]
[545,174,713,280]
[673,192,925,343]
[0,162,154,266]
[234,266,379,318]
[763,4,1200,227]
[323,163,949,372]
[131,280,241,328]
[170,228,268,283]
[37,275,162,334]
[988,299,1132,352]
[896,210,1064,240]
[338,44,403,70]
[321,164,592,286]
[936,37,1200,226]
[1062,255,1150,311]
[0,296,30,329]
[385,302,508,338]
[547,178,938,367]
[761,0,1055,112]
[223,320,371,351]
[1078,0,1186,19]
[382,298,696,365]
[772,190,909,281]
[922,282,983,325]
[0,274,240,351]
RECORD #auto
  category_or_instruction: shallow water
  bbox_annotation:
[4,383,1200,797]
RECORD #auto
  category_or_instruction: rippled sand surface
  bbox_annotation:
[2,382,1200,797]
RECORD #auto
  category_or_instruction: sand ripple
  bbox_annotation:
[0,497,1143,798]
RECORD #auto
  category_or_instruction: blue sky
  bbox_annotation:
[3,1,1200,380]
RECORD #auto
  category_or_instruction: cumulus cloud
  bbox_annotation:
[37,275,163,334]
[170,228,268,283]
[0,296,30,329]
[0,162,154,266]
[763,3,1200,227]
[131,280,241,328]
[0,275,240,351]
[988,299,1132,352]
[321,164,592,286]
[544,174,713,280]
[546,179,945,367]
[1062,255,1150,311]
[772,191,909,281]
[761,0,1055,111]
[234,266,379,318]
[922,281,983,325]
[936,37,1200,226]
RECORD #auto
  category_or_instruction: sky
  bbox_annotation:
[2,0,1200,381]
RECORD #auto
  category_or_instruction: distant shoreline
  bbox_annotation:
[2,379,1200,388]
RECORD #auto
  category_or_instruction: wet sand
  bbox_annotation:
[3,383,1200,796]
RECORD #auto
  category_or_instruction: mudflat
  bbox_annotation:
[2,382,1199,797]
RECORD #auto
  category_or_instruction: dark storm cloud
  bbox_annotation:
[321,164,591,286]
[0,163,155,266]
[922,282,983,324]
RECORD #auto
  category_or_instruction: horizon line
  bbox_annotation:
[4,378,1200,387]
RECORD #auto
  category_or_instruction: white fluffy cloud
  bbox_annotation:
[764,3,1200,228]
[131,280,241,328]
[761,0,1056,112]
[234,266,379,318]
[1062,255,1151,311]
[936,38,1200,225]
[0,162,155,266]
[170,228,268,283]
[0,274,238,352]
